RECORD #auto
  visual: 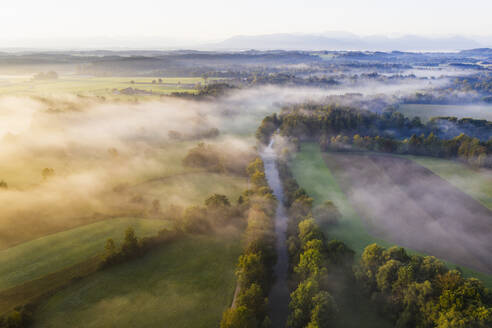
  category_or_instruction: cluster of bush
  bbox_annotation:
[0,227,180,328]
[174,194,244,233]
[168,127,220,141]
[221,157,277,328]
[0,306,33,328]
[104,193,244,269]
[101,227,179,268]
[321,131,492,167]
[182,142,255,175]
[32,71,58,81]
[278,158,353,328]
[356,244,492,327]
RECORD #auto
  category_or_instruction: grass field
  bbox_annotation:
[403,155,492,211]
[290,143,393,327]
[0,138,249,250]
[398,103,492,121]
[0,218,171,291]
[0,76,227,99]
[0,140,196,190]
[32,234,240,328]
[290,143,390,257]
[131,172,248,209]
[290,143,492,287]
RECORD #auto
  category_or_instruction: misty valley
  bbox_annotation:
[0,49,491,328]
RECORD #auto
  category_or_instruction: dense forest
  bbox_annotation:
[256,104,492,167]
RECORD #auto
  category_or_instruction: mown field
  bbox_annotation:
[32,234,240,328]
[290,143,393,328]
[0,76,226,99]
[398,103,492,121]
[290,143,390,256]
[403,155,492,210]
[290,142,492,287]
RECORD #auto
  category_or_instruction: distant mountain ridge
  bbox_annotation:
[210,33,486,51]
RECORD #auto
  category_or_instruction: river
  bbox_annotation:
[261,139,289,327]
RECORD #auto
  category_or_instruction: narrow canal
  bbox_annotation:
[261,139,289,327]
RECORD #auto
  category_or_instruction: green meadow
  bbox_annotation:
[290,142,390,257]
[0,76,227,98]
[32,234,240,328]
[0,218,171,291]
[290,142,492,287]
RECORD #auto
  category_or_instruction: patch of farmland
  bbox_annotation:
[290,143,390,256]
[32,234,240,328]
[323,152,492,274]
[403,155,492,211]
[0,218,171,291]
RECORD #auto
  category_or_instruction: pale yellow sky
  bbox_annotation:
[1,0,491,45]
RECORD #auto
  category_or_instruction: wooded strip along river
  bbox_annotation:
[261,140,289,327]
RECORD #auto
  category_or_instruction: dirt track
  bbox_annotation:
[323,152,492,274]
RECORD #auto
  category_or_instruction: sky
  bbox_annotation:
[1,0,492,47]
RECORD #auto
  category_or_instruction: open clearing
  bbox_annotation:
[291,142,492,286]
[403,155,492,211]
[0,217,171,291]
[398,103,492,121]
[290,143,393,328]
[32,234,240,328]
[290,143,390,257]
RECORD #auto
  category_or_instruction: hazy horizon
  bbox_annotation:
[2,0,492,50]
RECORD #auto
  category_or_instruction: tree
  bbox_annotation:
[288,278,319,328]
[105,238,116,257]
[236,252,266,290]
[376,259,403,294]
[298,219,323,247]
[180,206,209,233]
[121,227,139,257]
[295,247,324,280]
[307,291,338,328]
[151,199,161,215]
[236,283,268,323]
[42,168,55,180]
[250,171,268,188]
[205,194,231,208]
[220,306,257,328]
[246,157,265,176]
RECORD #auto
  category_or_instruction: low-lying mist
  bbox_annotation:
[0,79,456,248]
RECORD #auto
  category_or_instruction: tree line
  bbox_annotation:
[221,157,278,328]
[356,243,492,327]
[256,104,492,167]
[321,132,492,167]
[183,142,255,175]
[277,157,354,328]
